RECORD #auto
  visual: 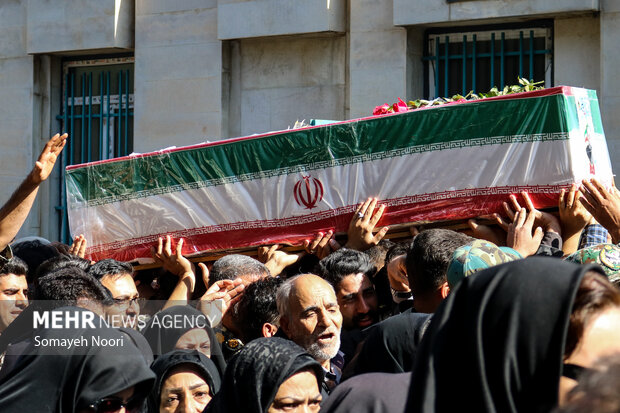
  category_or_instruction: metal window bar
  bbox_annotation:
[423,25,553,99]
[55,66,134,244]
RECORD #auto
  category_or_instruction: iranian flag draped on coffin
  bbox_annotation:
[66,86,613,262]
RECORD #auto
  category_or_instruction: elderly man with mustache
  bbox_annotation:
[276,273,344,396]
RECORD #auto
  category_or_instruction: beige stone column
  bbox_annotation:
[601,1,620,172]
[134,1,222,152]
[349,0,407,119]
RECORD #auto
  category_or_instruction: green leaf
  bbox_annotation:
[391,78,545,113]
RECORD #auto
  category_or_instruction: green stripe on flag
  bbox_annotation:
[67,93,570,204]
[588,90,605,135]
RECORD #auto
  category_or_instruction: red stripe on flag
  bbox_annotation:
[86,185,568,262]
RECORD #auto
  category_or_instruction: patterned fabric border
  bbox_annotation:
[86,184,567,254]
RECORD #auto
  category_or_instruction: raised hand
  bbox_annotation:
[157,236,198,310]
[303,230,340,259]
[560,185,592,232]
[468,218,507,246]
[386,254,410,293]
[198,262,245,325]
[344,197,389,251]
[559,184,592,255]
[153,236,195,275]
[507,207,544,257]
[494,192,561,236]
[0,133,68,251]
[580,178,620,243]
[29,133,68,184]
[258,244,303,276]
[68,234,87,258]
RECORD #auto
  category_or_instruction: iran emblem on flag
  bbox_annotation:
[293,175,324,209]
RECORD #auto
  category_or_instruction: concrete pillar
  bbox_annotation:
[554,16,600,93]
[0,0,39,239]
[134,1,222,152]
[600,1,620,172]
[349,0,407,119]
[230,35,346,137]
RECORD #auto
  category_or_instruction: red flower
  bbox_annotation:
[373,104,391,115]
[392,98,408,112]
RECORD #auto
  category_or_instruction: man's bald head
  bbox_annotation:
[276,274,343,367]
[276,274,331,317]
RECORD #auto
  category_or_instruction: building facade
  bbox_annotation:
[0,0,616,242]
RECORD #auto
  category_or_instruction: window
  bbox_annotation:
[423,21,553,98]
[55,56,134,242]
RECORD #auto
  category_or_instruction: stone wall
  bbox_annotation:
[0,0,37,238]
[349,0,408,119]
[26,0,134,54]
[394,0,599,26]
[133,0,222,152]
[227,35,347,137]
[218,0,346,40]
[554,16,600,93]
[601,1,620,171]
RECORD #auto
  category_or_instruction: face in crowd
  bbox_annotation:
[334,272,378,330]
[159,365,213,413]
[559,304,620,404]
[268,369,322,413]
[77,386,138,413]
[101,272,140,328]
[280,274,343,370]
[0,272,28,332]
[175,328,212,358]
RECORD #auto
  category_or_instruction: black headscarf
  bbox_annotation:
[141,305,226,376]
[348,312,432,377]
[206,337,324,413]
[407,257,601,413]
[0,306,155,413]
[118,326,155,366]
[148,349,221,412]
[320,372,410,413]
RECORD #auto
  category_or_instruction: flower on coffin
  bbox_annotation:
[373,103,392,115]
[372,78,546,115]
[392,98,408,112]
[373,98,409,116]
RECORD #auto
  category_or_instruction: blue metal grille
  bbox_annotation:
[423,22,553,98]
[55,62,134,243]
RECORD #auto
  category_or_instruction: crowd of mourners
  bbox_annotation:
[1,132,620,413]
